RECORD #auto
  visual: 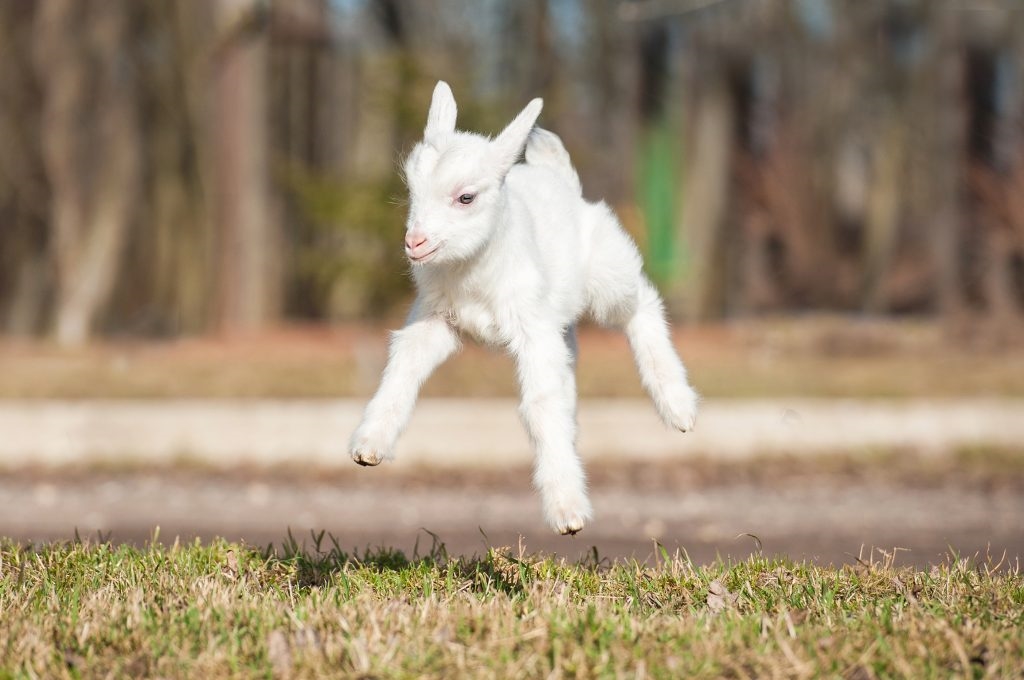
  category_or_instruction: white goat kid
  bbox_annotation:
[350,81,699,535]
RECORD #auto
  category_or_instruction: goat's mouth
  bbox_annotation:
[407,245,442,264]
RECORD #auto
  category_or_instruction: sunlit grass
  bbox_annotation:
[1,535,1021,678]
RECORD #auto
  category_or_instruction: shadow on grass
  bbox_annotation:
[256,527,617,595]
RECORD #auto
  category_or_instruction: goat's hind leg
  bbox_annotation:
[584,203,699,432]
[621,277,699,431]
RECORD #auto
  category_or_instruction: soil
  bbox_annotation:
[3,459,1021,568]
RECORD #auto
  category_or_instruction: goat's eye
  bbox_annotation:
[458,193,475,205]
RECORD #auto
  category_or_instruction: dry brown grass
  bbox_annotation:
[0,537,1021,678]
[2,317,1023,399]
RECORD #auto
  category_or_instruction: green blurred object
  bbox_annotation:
[281,163,411,321]
[639,120,685,286]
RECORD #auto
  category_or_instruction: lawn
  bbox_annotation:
[1,536,1021,678]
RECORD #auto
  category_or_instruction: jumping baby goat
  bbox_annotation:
[350,81,699,535]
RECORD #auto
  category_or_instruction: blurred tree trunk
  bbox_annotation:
[212,0,281,333]
[516,0,556,106]
[146,0,217,334]
[580,0,637,206]
[682,73,735,320]
[33,0,141,346]
[0,3,50,336]
[958,0,1024,329]
[922,6,966,317]
[861,118,907,313]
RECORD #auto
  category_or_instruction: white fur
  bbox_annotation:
[350,81,699,535]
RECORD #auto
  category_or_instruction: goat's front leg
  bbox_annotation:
[514,325,592,535]
[350,308,459,466]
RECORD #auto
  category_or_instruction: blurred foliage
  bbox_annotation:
[282,163,410,320]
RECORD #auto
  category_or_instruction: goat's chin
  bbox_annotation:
[407,246,443,265]
[410,240,487,267]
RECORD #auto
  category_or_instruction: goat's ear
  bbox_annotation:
[491,98,543,175]
[424,81,457,148]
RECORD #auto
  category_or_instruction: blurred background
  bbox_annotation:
[1,0,1023,565]
[2,0,1023,341]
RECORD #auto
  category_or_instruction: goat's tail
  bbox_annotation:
[525,128,582,196]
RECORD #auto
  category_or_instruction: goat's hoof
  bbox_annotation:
[663,384,699,433]
[556,518,585,536]
[350,446,385,467]
[349,428,392,467]
[546,496,591,536]
[352,450,385,466]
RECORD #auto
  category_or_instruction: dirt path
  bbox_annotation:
[4,461,1021,568]
[3,398,1021,566]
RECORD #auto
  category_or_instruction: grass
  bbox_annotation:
[1,536,1022,678]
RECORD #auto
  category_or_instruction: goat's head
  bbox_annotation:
[401,81,542,265]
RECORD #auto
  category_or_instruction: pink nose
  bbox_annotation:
[404,232,428,251]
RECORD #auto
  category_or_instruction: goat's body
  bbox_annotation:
[350,83,698,535]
